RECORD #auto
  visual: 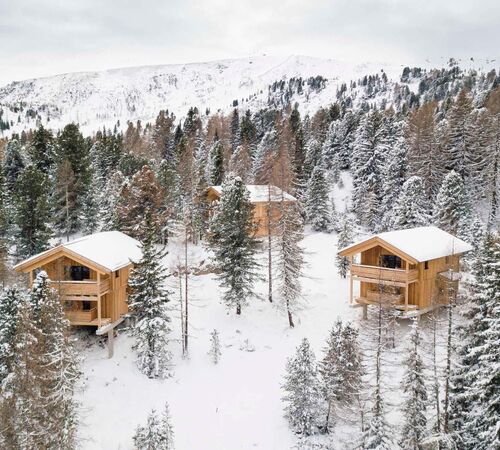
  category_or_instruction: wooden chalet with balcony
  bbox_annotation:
[338,226,473,317]
[14,231,142,331]
[206,184,297,237]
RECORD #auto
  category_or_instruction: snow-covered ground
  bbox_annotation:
[75,173,442,449]
[78,228,359,450]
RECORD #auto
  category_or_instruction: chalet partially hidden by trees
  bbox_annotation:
[206,184,297,237]
[338,226,473,316]
[14,231,142,330]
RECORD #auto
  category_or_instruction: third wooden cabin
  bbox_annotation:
[338,226,472,316]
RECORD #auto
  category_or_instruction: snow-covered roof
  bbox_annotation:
[209,184,296,203]
[339,226,473,262]
[14,231,142,272]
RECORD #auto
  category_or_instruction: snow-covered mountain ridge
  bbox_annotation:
[0,54,496,135]
[0,55,402,134]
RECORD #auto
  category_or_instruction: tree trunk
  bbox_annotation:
[267,184,273,303]
[184,226,189,356]
[287,308,294,328]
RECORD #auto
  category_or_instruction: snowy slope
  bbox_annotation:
[0,55,402,134]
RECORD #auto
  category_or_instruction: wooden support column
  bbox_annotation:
[362,304,368,320]
[349,256,354,304]
[107,329,114,358]
[29,270,34,288]
[405,263,409,312]
[97,272,102,328]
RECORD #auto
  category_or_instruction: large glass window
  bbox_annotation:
[381,254,402,269]
[69,265,90,281]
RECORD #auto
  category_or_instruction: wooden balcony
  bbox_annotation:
[49,279,110,300]
[350,264,418,287]
[50,279,111,328]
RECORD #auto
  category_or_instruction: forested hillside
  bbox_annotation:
[0,59,498,449]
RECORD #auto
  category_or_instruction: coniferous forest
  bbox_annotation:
[0,61,498,449]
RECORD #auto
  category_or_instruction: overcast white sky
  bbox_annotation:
[0,0,498,86]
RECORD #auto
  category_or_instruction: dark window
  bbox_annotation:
[115,270,120,278]
[70,266,90,281]
[424,261,429,270]
[381,255,402,269]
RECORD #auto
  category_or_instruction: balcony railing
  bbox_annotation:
[51,280,111,328]
[50,279,110,300]
[350,264,418,285]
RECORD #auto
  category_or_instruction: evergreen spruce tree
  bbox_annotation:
[282,338,321,436]
[362,302,394,450]
[336,213,355,278]
[379,143,408,231]
[0,287,24,381]
[81,182,100,234]
[128,215,172,378]
[36,271,81,448]
[208,329,222,364]
[53,159,78,240]
[208,138,225,185]
[391,176,430,229]
[208,176,259,315]
[319,319,363,433]
[12,165,52,259]
[444,89,475,181]
[274,199,305,327]
[100,170,126,231]
[433,170,469,235]
[55,124,92,232]
[28,125,54,174]
[3,139,25,193]
[400,320,428,449]
[133,403,175,450]
[351,111,386,229]
[0,296,47,449]
[303,137,323,182]
[305,164,331,232]
[449,233,500,449]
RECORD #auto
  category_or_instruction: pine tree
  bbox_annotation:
[319,319,363,433]
[449,233,500,449]
[208,138,225,185]
[362,301,395,450]
[53,159,78,240]
[0,296,47,449]
[400,320,428,449]
[208,329,222,364]
[336,213,355,278]
[208,176,259,315]
[55,124,92,231]
[351,111,386,229]
[305,164,331,232]
[3,139,25,193]
[99,170,126,231]
[37,271,81,449]
[406,101,443,198]
[116,165,167,242]
[12,165,52,259]
[444,89,475,181]
[128,215,172,379]
[133,403,175,450]
[0,287,23,381]
[433,170,469,235]
[274,199,305,327]
[379,143,408,231]
[282,338,321,436]
[391,176,430,229]
[28,125,55,174]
